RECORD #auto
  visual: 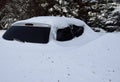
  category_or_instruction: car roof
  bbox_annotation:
[12,16,85,29]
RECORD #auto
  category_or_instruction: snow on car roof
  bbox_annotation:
[12,16,85,29]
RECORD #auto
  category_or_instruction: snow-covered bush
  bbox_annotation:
[0,0,30,29]
[0,0,120,32]
[0,0,94,29]
[87,2,120,32]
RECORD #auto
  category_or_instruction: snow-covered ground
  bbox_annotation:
[0,30,120,82]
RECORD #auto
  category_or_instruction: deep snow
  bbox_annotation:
[0,30,120,82]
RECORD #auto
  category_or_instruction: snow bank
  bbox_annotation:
[0,30,120,82]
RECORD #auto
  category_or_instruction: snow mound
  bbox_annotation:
[0,30,120,82]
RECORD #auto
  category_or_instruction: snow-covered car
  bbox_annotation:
[2,16,95,44]
[0,16,120,82]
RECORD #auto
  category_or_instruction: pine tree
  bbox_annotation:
[87,0,119,32]
[0,0,119,32]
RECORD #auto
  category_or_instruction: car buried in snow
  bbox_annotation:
[2,16,95,44]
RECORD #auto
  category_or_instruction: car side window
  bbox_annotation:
[56,26,74,41]
[3,26,51,43]
[72,25,84,37]
[56,25,84,41]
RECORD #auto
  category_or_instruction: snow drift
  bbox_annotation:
[0,30,120,82]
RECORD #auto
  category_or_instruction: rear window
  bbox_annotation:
[3,26,51,43]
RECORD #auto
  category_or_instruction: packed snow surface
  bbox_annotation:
[0,29,120,82]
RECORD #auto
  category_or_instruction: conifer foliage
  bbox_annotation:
[0,0,119,32]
